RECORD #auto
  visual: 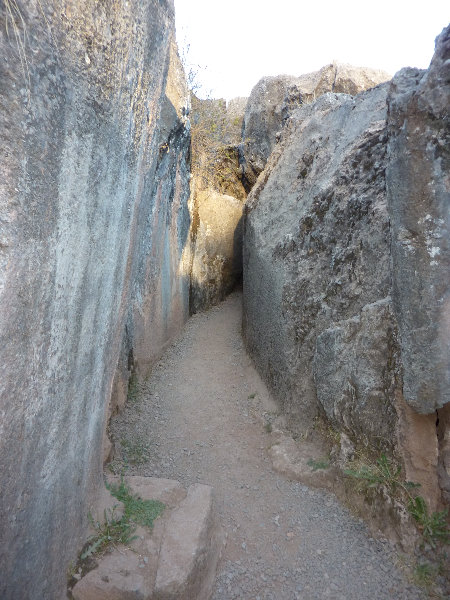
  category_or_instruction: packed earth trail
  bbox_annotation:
[110,291,426,600]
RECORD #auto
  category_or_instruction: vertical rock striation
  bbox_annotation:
[0,2,190,598]
[108,39,191,428]
[386,27,450,414]
[386,25,450,503]
[243,25,450,505]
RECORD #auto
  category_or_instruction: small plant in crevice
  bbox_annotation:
[107,458,127,475]
[307,457,330,471]
[344,453,449,549]
[264,421,272,433]
[413,561,439,587]
[81,507,137,560]
[312,414,340,445]
[79,480,165,562]
[120,437,150,466]
[408,496,449,549]
[107,477,165,530]
[127,372,139,404]
[344,453,417,495]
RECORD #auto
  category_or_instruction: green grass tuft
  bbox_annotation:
[307,458,330,471]
[79,480,165,561]
[107,478,165,530]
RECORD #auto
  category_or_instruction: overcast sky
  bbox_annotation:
[174,0,449,100]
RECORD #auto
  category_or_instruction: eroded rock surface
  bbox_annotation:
[108,37,191,436]
[386,26,450,414]
[243,25,450,506]
[244,86,393,444]
[240,63,391,190]
[0,2,190,598]
[155,484,220,600]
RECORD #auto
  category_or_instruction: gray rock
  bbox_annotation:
[243,27,450,508]
[386,25,450,413]
[240,64,391,190]
[0,2,191,599]
[313,298,398,448]
[243,85,392,441]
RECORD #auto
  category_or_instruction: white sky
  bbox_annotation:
[174,0,449,100]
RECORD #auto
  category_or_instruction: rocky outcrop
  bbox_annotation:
[0,2,190,599]
[186,97,247,312]
[240,64,391,190]
[386,25,450,504]
[243,26,449,505]
[243,86,393,442]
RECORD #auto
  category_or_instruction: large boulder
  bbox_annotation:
[0,2,191,598]
[243,86,394,443]
[240,64,391,190]
[188,187,245,312]
[243,26,450,507]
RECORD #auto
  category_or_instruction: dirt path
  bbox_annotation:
[110,291,425,599]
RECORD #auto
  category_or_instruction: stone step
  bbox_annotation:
[71,477,223,600]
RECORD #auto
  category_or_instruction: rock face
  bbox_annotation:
[386,28,450,414]
[188,186,245,312]
[108,38,191,429]
[243,26,449,503]
[244,86,394,443]
[0,2,190,599]
[186,97,247,312]
[240,64,391,191]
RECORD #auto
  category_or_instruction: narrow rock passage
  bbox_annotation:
[110,291,425,600]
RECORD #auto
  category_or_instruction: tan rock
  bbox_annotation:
[88,486,125,536]
[154,484,221,600]
[395,393,440,511]
[123,475,187,508]
[72,478,222,600]
[189,189,244,312]
[268,435,338,490]
[72,549,151,600]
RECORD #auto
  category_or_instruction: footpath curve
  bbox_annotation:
[110,291,425,600]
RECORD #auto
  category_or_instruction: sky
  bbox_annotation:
[174,0,449,100]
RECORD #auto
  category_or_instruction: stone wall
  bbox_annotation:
[0,2,190,598]
[243,26,449,506]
